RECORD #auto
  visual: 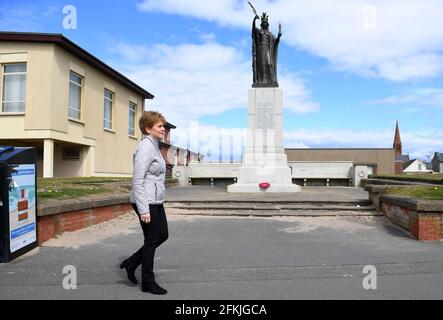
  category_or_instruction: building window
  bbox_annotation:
[104,89,113,130]
[37,148,44,160]
[418,163,422,170]
[68,71,82,120]
[2,63,27,112]
[129,101,136,136]
[63,147,80,160]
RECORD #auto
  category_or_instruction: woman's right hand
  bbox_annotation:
[140,213,151,224]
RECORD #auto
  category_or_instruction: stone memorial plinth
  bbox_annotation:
[228,87,301,193]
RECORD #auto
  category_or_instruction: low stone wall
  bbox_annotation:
[36,180,179,245]
[364,184,397,211]
[361,178,440,187]
[37,194,132,245]
[380,195,443,241]
[365,183,443,241]
[174,162,368,187]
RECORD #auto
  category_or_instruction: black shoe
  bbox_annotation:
[142,281,168,295]
[120,260,138,285]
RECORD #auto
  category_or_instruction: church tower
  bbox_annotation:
[393,121,402,155]
[393,121,404,174]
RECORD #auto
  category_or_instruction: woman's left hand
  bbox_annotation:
[140,213,151,224]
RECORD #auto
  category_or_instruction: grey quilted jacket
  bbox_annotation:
[130,134,166,214]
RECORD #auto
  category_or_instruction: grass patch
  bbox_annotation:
[385,186,443,200]
[368,173,443,185]
[37,176,132,186]
[38,187,110,200]
[36,176,178,200]
[36,177,130,200]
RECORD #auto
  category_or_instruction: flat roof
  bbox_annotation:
[0,31,154,99]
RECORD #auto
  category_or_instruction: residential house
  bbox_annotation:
[0,32,206,179]
[403,159,433,174]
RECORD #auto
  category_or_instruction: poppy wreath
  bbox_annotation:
[259,182,271,189]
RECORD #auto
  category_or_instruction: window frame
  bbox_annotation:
[62,146,81,160]
[128,101,136,137]
[1,62,27,113]
[103,88,114,130]
[68,71,83,121]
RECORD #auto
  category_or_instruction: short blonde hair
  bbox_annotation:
[139,111,166,135]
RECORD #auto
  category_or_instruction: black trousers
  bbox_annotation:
[126,203,168,283]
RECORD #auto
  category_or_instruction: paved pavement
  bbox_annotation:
[1,199,443,299]
[165,186,370,202]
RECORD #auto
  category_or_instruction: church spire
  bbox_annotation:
[393,120,402,155]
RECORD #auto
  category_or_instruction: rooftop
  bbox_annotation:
[0,31,154,99]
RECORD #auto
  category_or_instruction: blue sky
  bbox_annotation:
[2,0,443,161]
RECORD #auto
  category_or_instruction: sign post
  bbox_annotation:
[0,147,38,263]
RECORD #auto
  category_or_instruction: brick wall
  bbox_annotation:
[382,202,443,241]
[395,161,404,175]
[285,148,395,174]
[383,202,411,230]
[37,203,133,245]
[413,215,443,241]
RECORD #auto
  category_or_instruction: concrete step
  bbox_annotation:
[165,202,375,211]
[165,207,381,217]
[166,199,372,206]
[164,198,378,216]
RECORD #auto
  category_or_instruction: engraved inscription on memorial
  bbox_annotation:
[256,102,274,129]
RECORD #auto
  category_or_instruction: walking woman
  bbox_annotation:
[120,111,169,294]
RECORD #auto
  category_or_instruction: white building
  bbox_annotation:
[403,159,433,174]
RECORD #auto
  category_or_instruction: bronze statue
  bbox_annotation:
[249,2,282,87]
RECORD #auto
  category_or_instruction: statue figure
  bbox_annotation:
[250,4,282,87]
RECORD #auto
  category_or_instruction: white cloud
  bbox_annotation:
[285,128,394,148]
[170,122,247,162]
[136,0,249,27]
[371,88,443,107]
[285,128,443,160]
[107,39,319,126]
[198,32,216,42]
[168,121,443,162]
[137,0,443,81]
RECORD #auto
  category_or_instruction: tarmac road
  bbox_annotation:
[1,210,443,300]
